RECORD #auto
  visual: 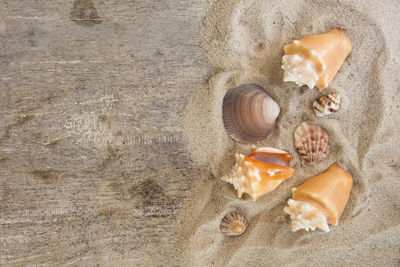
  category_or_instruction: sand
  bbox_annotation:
[175,0,400,266]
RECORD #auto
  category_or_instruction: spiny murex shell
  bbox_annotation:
[221,146,295,201]
[294,122,329,165]
[222,84,280,143]
[220,210,249,236]
[281,27,352,91]
[313,93,341,117]
[284,162,353,232]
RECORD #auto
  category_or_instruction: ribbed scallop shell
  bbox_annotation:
[294,122,329,165]
[220,210,249,236]
[222,84,280,143]
[313,93,341,117]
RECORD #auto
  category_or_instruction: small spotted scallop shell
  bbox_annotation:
[220,210,249,236]
[294,122,329,165]
[313,93,341,117]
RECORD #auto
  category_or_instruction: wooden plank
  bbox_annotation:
[0,0,210,265]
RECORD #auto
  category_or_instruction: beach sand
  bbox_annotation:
[176,0,400,265]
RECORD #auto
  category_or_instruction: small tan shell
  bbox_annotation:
[220,210,249,236]
[294,122,329,165]
[222,84,280,143]
[313,93,341,117]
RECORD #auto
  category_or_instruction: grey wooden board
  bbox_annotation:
[0,0,210,265]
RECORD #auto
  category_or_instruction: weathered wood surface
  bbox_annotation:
[0,0,210,265]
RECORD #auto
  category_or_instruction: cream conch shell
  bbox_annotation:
[284,163,353,232]
[221,146,295,201]
[313,93,341,117]
[282,27,352,91]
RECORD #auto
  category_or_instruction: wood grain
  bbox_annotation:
[0,0,210,265]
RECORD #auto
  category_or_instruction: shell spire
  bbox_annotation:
[284,162,353,232]
[282,27,352,91]
[221,146,295,201]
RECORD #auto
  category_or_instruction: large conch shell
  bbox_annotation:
[222,84,280,143]
[282,27,352,91]
[221,146,295,201]
[284,163,353,232]
[294,122,329,165]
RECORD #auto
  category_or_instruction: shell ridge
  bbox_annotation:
[294,122,329,165]
[222,84,280,143]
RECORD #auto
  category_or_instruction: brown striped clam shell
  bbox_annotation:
[220,210,249,236]
[222,84,280,143]
[313,93,341,117]
[294,122,329,165]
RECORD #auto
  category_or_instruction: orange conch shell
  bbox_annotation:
[221,146,295,201]
[282,27,352,91]
[284,162,353,232]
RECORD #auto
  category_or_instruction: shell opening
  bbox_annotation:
[250,147,292,167]
[284,199,330,232]
[282,54,319,89]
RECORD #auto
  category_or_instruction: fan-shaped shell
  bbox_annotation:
[294,122,329,165]
[220,210,249,236]
[222,84,280,143]
[313,93,341,117]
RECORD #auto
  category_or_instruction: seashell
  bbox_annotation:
[313,93,341,117]
[294,122,329,165]
[220,210,249,236]
[221,146,295,201]
[282,27,352,91]
[222,84,280,143]
[284,162,353,232]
